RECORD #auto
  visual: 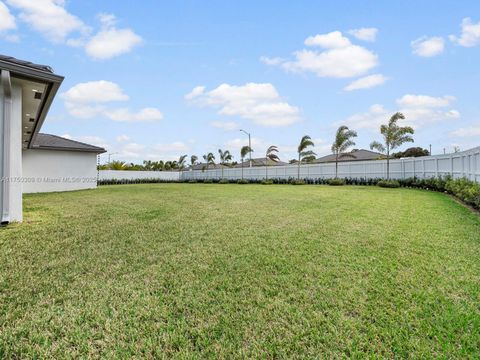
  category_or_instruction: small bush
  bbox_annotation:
[218,179,230,184]
[237,179,249,184]
[328,178,345,186]
[261,179,274,185]
[290,179,305,185]
[188,179,197,183]
[203,179,213,184]
[377,180,400,188]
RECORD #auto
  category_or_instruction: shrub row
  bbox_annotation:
[98,176,480,210]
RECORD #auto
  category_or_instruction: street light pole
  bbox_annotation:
[108,152,119,163]
[240,129,252,167]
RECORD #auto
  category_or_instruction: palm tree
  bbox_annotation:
[153,160,164,171]
[143,160,153,171]
[297,135,316,180]
[190,155,198,170]
[203,152,215,171]
[178,155,187,170]
[109,160,127,170]
[265,145,280,180]
[332,126,358,179]
[240,145,252,180]
[218,149,233,179]
[370,112,414,180]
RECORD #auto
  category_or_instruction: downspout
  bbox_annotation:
[1,70,12,225]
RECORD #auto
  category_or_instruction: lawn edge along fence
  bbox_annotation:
[97,176,480,211]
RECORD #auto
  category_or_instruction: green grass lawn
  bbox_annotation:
[1,184,480,358]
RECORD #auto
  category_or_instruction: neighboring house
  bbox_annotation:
[234,157,289,168]
[187,163,227,171]
[313,149,382,164]
[1,55,105,223]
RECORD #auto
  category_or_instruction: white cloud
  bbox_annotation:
[225,137,264,151]
[105,108,163,122]
[210,121,240,131]
[396,94,455,108]
[61,80,129,104]
[0,1,16,32]
[5,3,141,59]
[341,104,390,131]
[119,142,146,158]
[348,28,378,42]
[341,94,460,131]
[184,85,205,100]
[265,31,378,79]
[449,17,480,47]
[186,83,301,127]
[62,80,162,122]
[344,74,388,91]
[85,13,143,60]
[450,126,480,137]
[116,134,130,143]
[304,31,351,48]
[259,56,285,66]
[411,36,445,57]
[282,45,378,78]
[6,0,89,42]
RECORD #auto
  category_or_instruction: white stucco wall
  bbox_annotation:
[22,149,98,193]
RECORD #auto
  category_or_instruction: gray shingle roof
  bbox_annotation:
[0,55,54,73]
[313,149,383,163]
[233,157,288,168]
[31,133,106,153]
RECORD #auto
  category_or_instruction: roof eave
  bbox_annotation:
[0,58,64,149]
[30,145,107,154]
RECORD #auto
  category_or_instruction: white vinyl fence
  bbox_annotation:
[98,147,480,183]
[182,146,480,183]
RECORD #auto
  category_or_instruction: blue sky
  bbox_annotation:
[1,0,479,163]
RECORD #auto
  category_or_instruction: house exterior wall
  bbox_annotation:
[22,149,98,193]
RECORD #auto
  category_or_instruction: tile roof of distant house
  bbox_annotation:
[234,157,288,167]
[31,133,106,153]
[313,149,383,163]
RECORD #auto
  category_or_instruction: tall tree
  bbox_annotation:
[218,149,233,179]
[370,112,414,179]
[297,135,316,180]
[143,160,153,171]
[265,145,280,180]
[203,152,215,172]
[331,126,358,179]
[240,145,252,180]
[178,155,187,170]
[190,155,198,169]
